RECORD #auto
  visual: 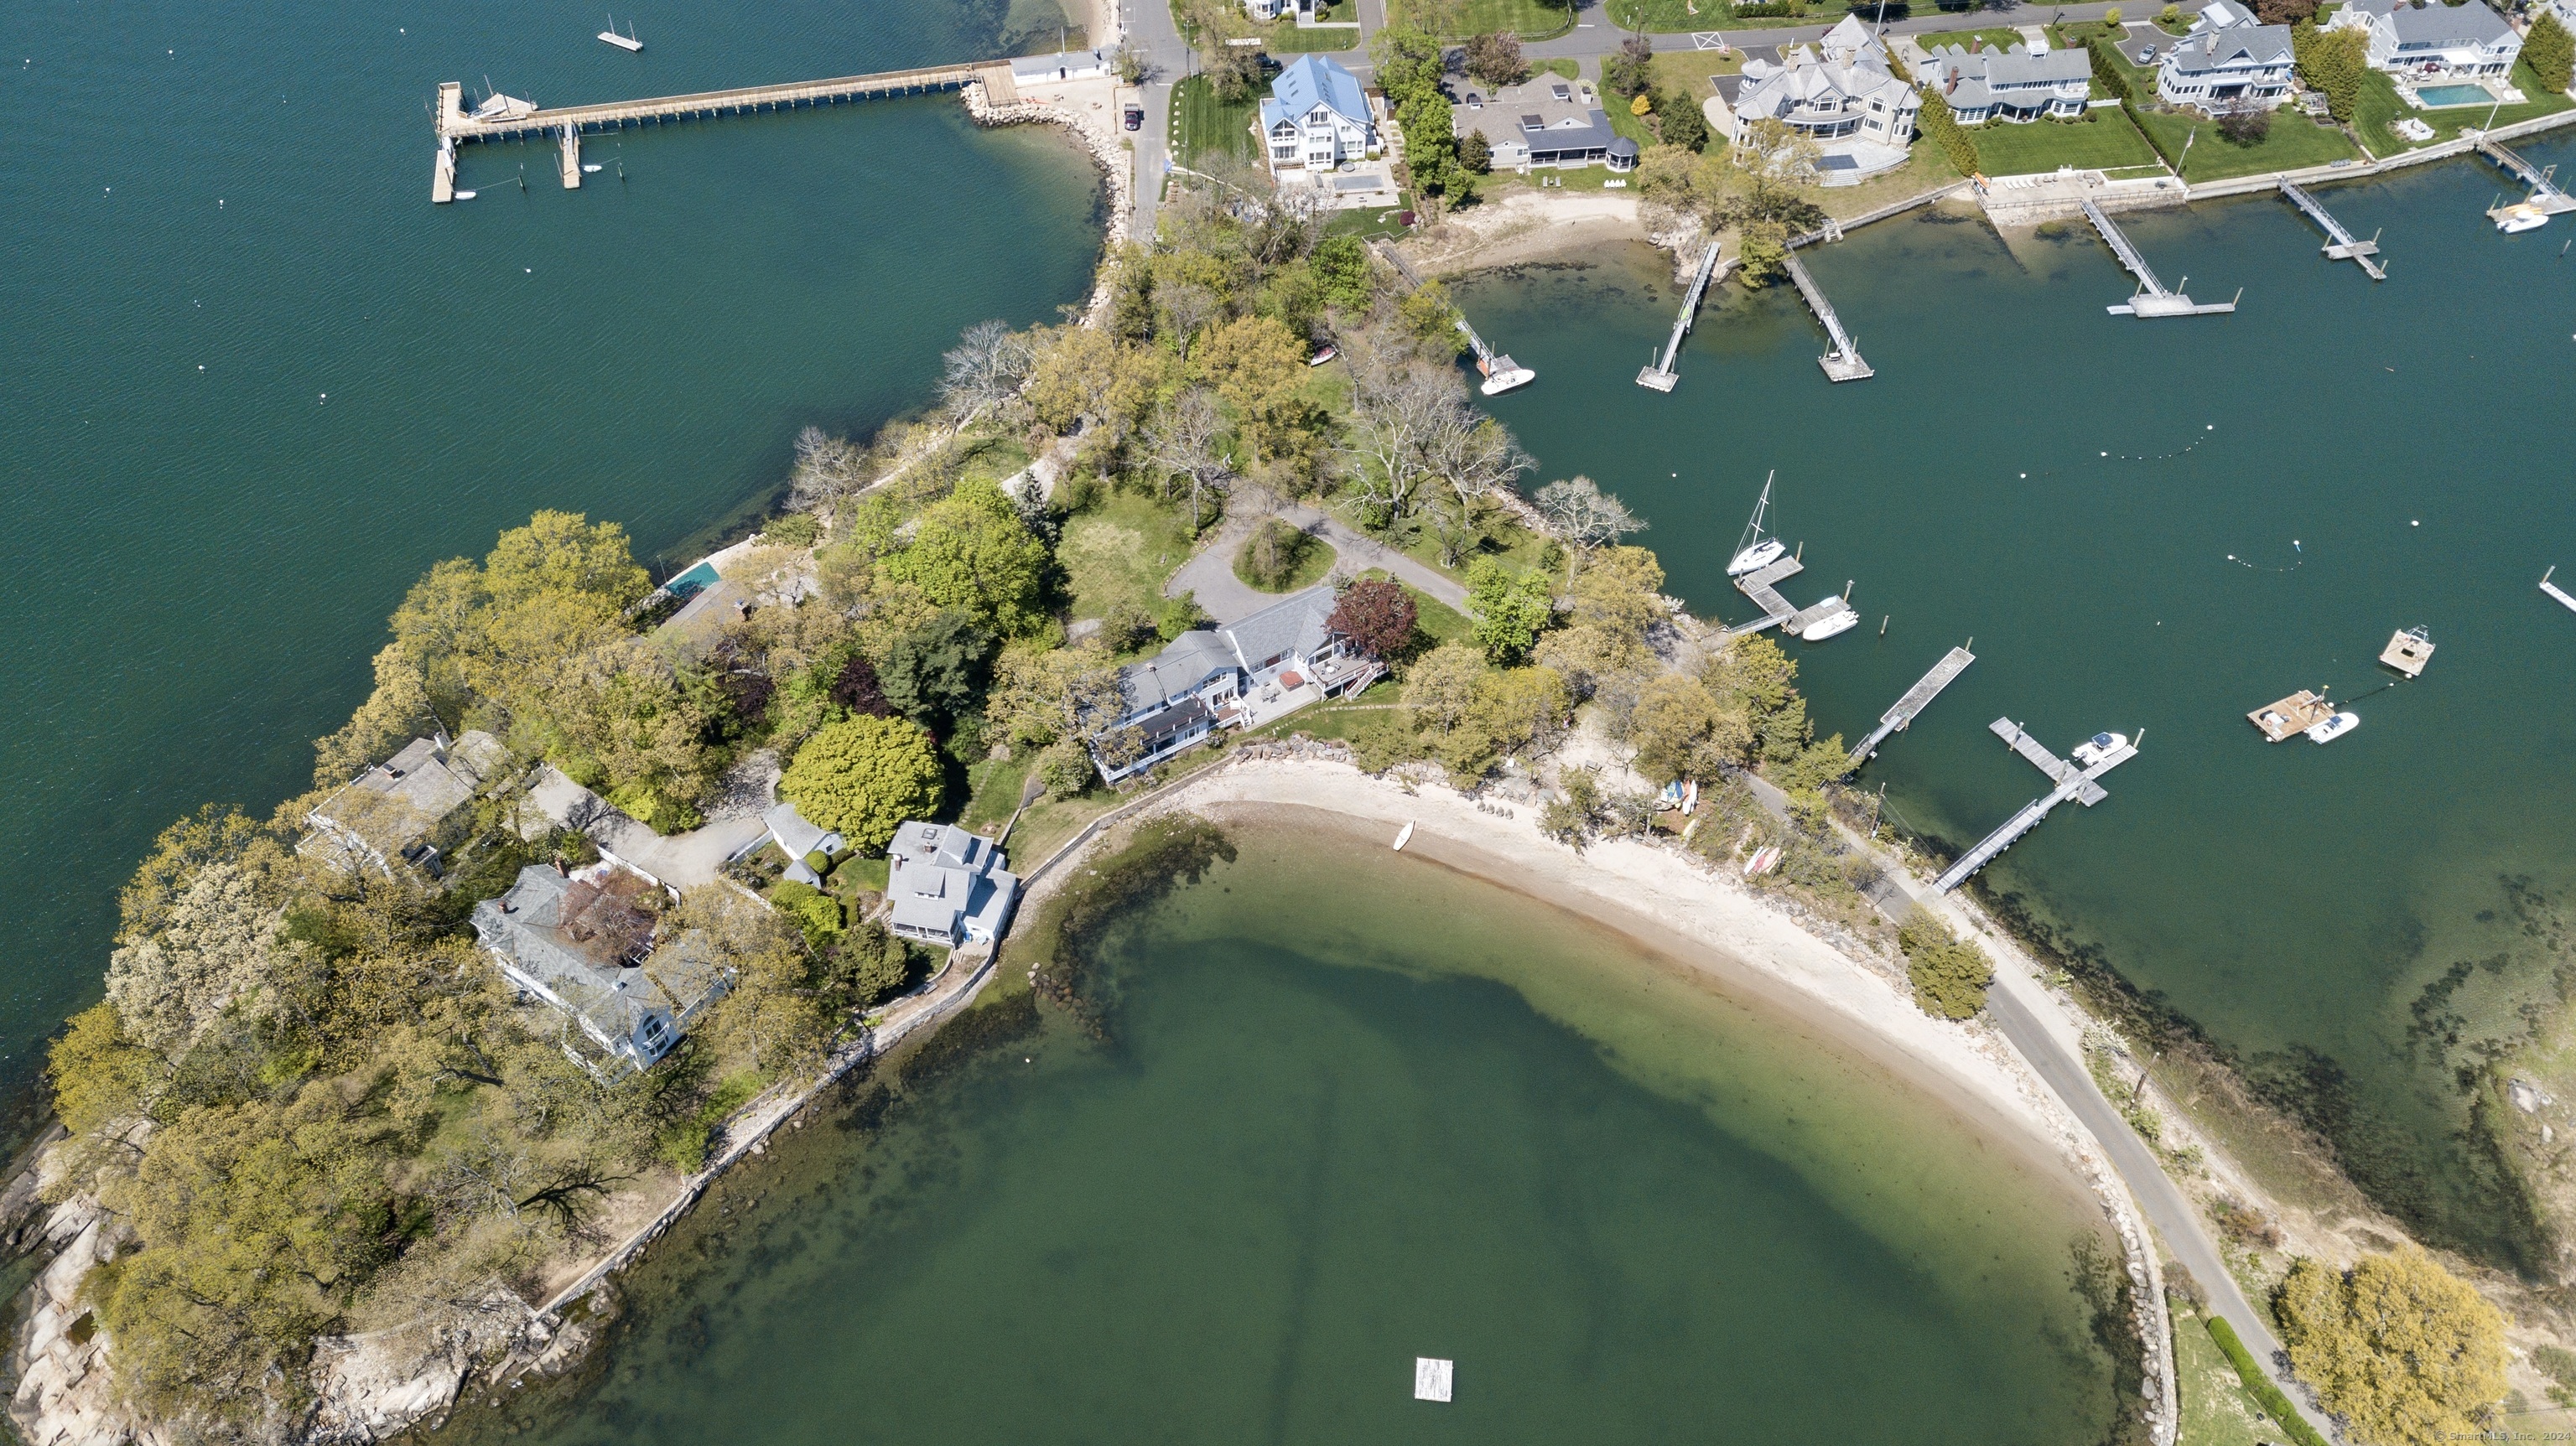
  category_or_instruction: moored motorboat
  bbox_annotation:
[2305,711,2360,744]
[1799,607,1858,641]
[2496,201,2549,234]
[2071,731,2130,768]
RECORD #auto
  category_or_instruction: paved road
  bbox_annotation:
[1124,0,1192,240]
[1166,500,1471,622]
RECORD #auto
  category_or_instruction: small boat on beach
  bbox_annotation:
[1743,844,1783,877]
[1392,820,1415,851]
[2306,711,2360,744]
[1727,472,1787,577]
[599,14,644,51]
[1306,345,1337,367]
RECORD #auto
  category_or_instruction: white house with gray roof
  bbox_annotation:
[1713,18,1919,182]
[1920,39,2093,122]
[1259,54,1380,174]
[2324,0,2519,78]
[886,821,1021,948]
[1453,75,1619,168]
[1089,582,1380,783]
[2158,1,2298,110]
[761,801,845,886]
[472,859,731,1075]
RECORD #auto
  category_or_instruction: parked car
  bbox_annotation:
[2134,44,2158,63]
[1123,105,1143,130]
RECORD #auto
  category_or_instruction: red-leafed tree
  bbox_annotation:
[1328,579,1416,660]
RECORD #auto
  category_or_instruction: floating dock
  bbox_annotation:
[2277,180,2385,281]
[1782,252,1872,381]
[433,134,457,203]
[1851,646,1976,763]
[2379,626,2433,677]
[558,124,581,188]
[1726,553,1803,635]
[2085,200,2239,318]
[2248,689,2334,742]
[2481,138,2576,217]
[1637,238,1722,391]
[2542,565,2576,614]
[1935,718,2137,893]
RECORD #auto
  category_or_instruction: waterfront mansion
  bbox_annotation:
[1088,583,1381,784]
[1452,75,1619,169]
[2324,0,2520,80]
[1708,16,1919,183]
[1919,38,2092,122]
[1259,54,1380,174]
[2158,0,2298,111]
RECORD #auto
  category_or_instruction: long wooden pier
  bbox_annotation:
[1850,646,1976,763]
[1782,253,1872,381]
[433,61,1010,200]
[1637,238,1722,391]
[2084,200,2238,318]
[1935,718,2137,893]
[2277,180,2384,280]
[2480,137,2576,215]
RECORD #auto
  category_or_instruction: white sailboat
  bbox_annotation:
[1727,472,1787,577]
[599,13,643,51]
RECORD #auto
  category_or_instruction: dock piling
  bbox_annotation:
[1935,718,2137,892]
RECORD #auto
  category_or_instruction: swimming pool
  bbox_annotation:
[665,559,720,600]
[2417,83,2495,107]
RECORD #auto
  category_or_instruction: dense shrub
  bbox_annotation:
[1898,915,1993,1019]
[2205,1316,2332,1446]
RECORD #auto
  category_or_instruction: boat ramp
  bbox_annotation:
[1935,718,2137,894]
[1850,646,1976,764]
[2277,180,2385,281]
[1637,239,1722,391]
[2085,200,2238,318]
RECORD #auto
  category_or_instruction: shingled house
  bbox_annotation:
[885,821,1021,947]
[1088,583,1381,784]
[2157,0,2298,111]
[303,729,508,877]
[471,860,731,1075]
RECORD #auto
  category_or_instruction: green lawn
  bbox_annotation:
[1057,490,1200,629]
[1648,49,1745,91]
[2130,105,2360,180]
[1232,526,1339,593]
[1914,28,2031,55]
[2355,60,2573,158]
[1536,56,1580,80]
[1604,91,1657,148]
[1170,74,1259,166]
[2170,1306,2284,1446]
[958,751,1035,834]
[1323,199,1415,240]
[1251,21,1365,53]
[1606,0,1892,32]
[1969,110,2161,176]
[1446,0,1577,38]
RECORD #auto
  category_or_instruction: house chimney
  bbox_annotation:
[1947,71,1959,94]
[1970,34,1981,50]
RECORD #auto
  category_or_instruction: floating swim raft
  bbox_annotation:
[2249,690,2335,743]
[2379,625,2434,677]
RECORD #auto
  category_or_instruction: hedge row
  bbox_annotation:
[2204,1315,2333,1446]
[1919,92,1981,178]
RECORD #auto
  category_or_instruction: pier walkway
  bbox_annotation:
[2277,180,2384,280]
[1782,253,1872,381]
[2480,137,2576,215]
[1637,238,1722,391]
[1935,718,2136,893]
[1726,554,1802,635]
[1851,647,1976,763]
[2084,200,2238,318]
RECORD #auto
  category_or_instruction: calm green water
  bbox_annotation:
[1456,154,2576,1260]
[457,823,2122,1446]
[0,0,1098,1096]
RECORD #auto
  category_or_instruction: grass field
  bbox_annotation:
[2130,104,2360,180]
[1057,490,1201,630]
[2169,1306,2277,1446]
[2354,60,2572,158]
[1445,0,1578,37]
[1648,49,1745,91]
[1253,23,1365,52]
[1170,74,1259,166]
[1970,110,2161,175]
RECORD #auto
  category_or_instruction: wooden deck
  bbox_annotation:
[435,60,1010,143]
[2248,689,2334,742]
[1851,646,1975,761]
[2378,628,2433,678]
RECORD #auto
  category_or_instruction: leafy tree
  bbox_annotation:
[1458,128,1493,174]
[1603,33,1655,97]
[2217,104,2271,145]
[1371,21,1446,101]
[830,652,891,716]
[1624,673,1752,782]
[1464,31,1529,86]
[1200,315,1319,469]
[1396,89,1462,194]
[49,1002,153,1138]
[1328,578,1417,659]
[2293,23,2366,122]
[2277,1246,2506,1446]
[983,642,1125,749]
[1474,665,1569,763]
[106,861,283,1060]
[2254,0,2314,23]
[1898,915,1994,1020]
[1654,88,1709,153]
[482,509,653,610]
[1237,517,1320,591]
[1037,739,1099,799]
[1399,279,1469,355]
[312,644,435,786]
[880,610,997,730]
[2528,12,2575,96]
[778,714,945,854]
[1705,633,1810,760]
[1312,233,1375,310]
[876,476,1051,636]
[1465,558,1555,665]
[1403,640,1489,738]
[1775,733,1853,795]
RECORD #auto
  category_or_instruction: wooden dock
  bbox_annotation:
[1637,238,1722,391]
[2277,180,2385,281]
[432,61,1010,200]
[2248,689,2334,742]
[2085,200,2239,318]
[2379,626,2433,677]
[1851,646,1976,762]
[1726,554,1803,635]
[1782,252,1872,381]
[1935,719,2137,893]
[2480,138,2576,216]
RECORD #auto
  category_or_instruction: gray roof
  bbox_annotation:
[1118,583,1340,716]
[764,801,843,862]
[1454,76,1613,153]
[2165,18,2295,74]
[2386,0,2511,46]
[472,863,729,1070]
[886,821,1019,946]
[1923,42,2091,111]
[309,730,506,862]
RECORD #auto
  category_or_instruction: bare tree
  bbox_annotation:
[1142,387,1235,525]
[1158,282,1219,362]
[787,426,868,513]
[1533,474,1645,575]
[939,319,1035,431]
